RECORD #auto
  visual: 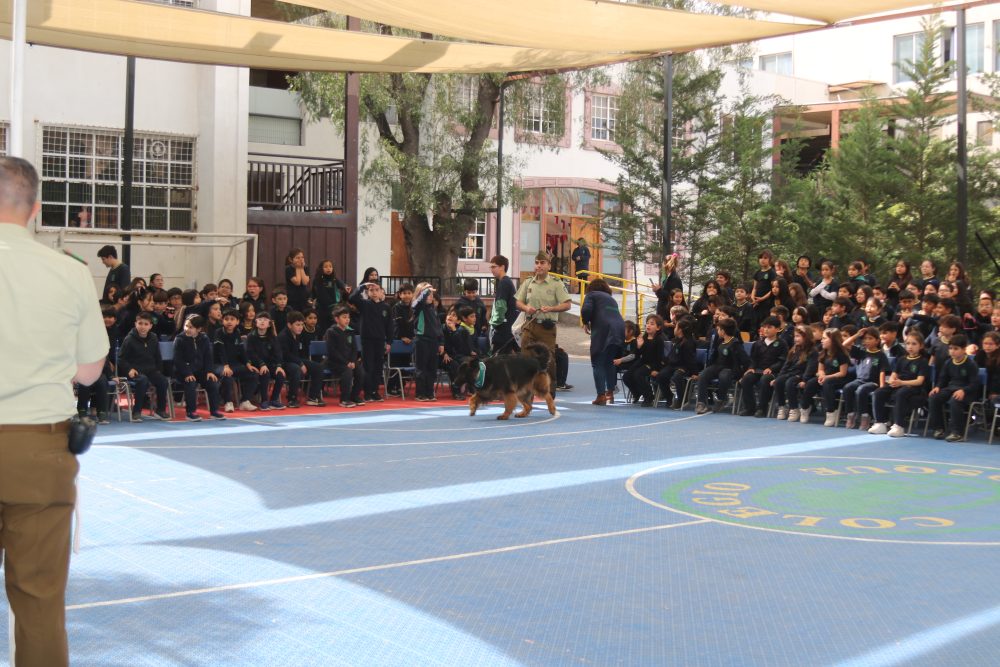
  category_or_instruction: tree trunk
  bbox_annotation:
[401,211,469,293]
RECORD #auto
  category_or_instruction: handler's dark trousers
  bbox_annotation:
[0,422,77,667]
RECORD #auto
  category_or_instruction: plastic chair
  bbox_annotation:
[386,340,416,398]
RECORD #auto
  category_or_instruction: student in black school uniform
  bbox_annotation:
[852,285,874,322]
[173,314,225,421]
[869,330,931,437]
[975,332,1000,430]
[770,277,796,315]
[885,259,914,307]
[324,306,365,408]
[798,328,852,426]
[173,289,202,337]
[312,259,349,336]
[213,308,258,413]
[855,297,887,330]
[809,260,838,315]
[613,320,640,376]
[895,291,919,333]
[879,322,906,362]
[387,283,416,397]
[117,311,171,421]
[827,297,853,330]
[412,282,444,401]
[77,307,119,424]
[278,311,326,408]
[269,287,290,334]
[749,250,777,334]
[872,287,895,321]
[117,287,155,342]
[927,334,981,442]
[655,316,700,410]
[624,315,665,407]
[691,280,723,323]
[455,279,489,339]
[244,310,286,410]
[241,276,267,315]
[443,307,477,400]
[238,301,257,337]
[765,325,816,422]
[204,301,223,340]
[733,284,754,338]
[906,292,939,339]
[846,261,869,292]
[350,282,394,402]
[839,327,889,431]
[150,290,174,340]
[738,316,787,417]
[300,308,320,350]
[927,314,962,370]
[770,305,794,349]
[284,248,311,313]
[695,317,749,414]
[695,295,725,343]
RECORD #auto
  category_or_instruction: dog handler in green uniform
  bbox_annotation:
[515,251,571,393]
[0,157,108,666]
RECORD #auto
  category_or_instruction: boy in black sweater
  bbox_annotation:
[696,318,750,414]
[278,311,326,408]
[412,283,444,401]
[443,306,477,399]
[117,312,170,421]
[173,314,224,421]
[350,282,394,402]
[738,316,788,417]
[324,306,365,407]
[388,284,415,397]
[455,279,489,339]
[214,309,258,412]
[928,333,981,442]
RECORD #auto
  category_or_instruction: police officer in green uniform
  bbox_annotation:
[0,157,108,667]
[515,251,571,391]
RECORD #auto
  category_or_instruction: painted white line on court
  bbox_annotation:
[79,477,183,514]
[831,601,1000,667]
[67,519,709,611]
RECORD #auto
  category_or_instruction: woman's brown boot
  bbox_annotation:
[592,393,608,405]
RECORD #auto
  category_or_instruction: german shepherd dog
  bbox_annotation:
[456,343,558,420]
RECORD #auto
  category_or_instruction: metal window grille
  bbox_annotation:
[40,126,196,231]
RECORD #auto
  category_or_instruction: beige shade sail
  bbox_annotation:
[285,0,811,53]
[0,0,646,74]
[705,0,969,24]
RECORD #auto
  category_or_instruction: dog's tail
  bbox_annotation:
[523,342,551,369]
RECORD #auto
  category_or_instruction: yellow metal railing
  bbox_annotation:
[549,271,634,324]
[576,270,659,320]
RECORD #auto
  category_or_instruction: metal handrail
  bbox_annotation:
[577,269,658,320]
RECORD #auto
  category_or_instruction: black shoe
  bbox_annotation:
[670,399,682,410]
[713,401,730,414]
[754,410,766,418]
[739,409,755,417]
[286,401,300,409]
[641,398,654,407]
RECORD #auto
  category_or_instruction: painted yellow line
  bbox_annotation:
[66,519,708,611]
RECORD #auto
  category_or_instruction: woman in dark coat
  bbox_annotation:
[580,279,625,405]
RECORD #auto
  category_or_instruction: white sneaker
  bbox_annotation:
[823,409,840,427]
[238,400,258,412]
[868,422,888,435]
[887,424,907,437]
[787,408,800,422]
[775,407,789,420]
[223,401,235,413]
[799,406,812,423]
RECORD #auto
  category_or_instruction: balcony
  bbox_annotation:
[247,153,344,213]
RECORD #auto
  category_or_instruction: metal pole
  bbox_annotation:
[121,56,136,266]
[956,9,969,265]
[9,0,27,157]
[496,80,508,258]
[661,54,674,260]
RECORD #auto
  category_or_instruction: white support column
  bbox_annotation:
[9,0,27,156]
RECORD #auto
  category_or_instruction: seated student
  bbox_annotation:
[613,320,640,373]
[269,287,290,334]
[442,307,477,399]
[300,308,320,349]
[238,301,256,337]
[244,310,286,410]
[879,322,906,362]
[828,297,853,330]
[204,301,223,340]
[852,285,875,321]
[554,345,573,391]
[764,325,816,422]
[927,333,980,442]
[624,315,666,407]
[737,316,788,417]
[839,327,889,431]
[928,314,962,369]
[117,311,170,421]
[387,283,416,396]
[733,284,754,339]
[77,307,119,424]
[173,314,225,421]
[278,311,326,408]
[213,308,258,412]
[974,332,1000,427]
[655,316,700,409]
[695,317,749,414]
[906,292,939,339]
[895,291,919,332]
[151,290,175,340]
[663,305,689,341]
[798,328,851,425]
[455,279,489,339]
[324,306,366,408]
[770,305,794,349]
[350,282,394,402]
[872,286,895,321]
[856,297,887,329]
[174,288,202,336]
[869,330,931,437]
[845,261,869,292]
[696,295,725,343]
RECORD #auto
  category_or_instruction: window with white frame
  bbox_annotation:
[893,32,925,83]
[460,218,486,260]
[0,123,7,156]
[523,85,561,136]
[591,94,618,142]
[759,52,792,76]
[951,23,986,74]
[454,77,477,114]
[40,126,196,231]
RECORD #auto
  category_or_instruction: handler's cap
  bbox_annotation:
[255,310,273,319]
[534,251,550,263]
